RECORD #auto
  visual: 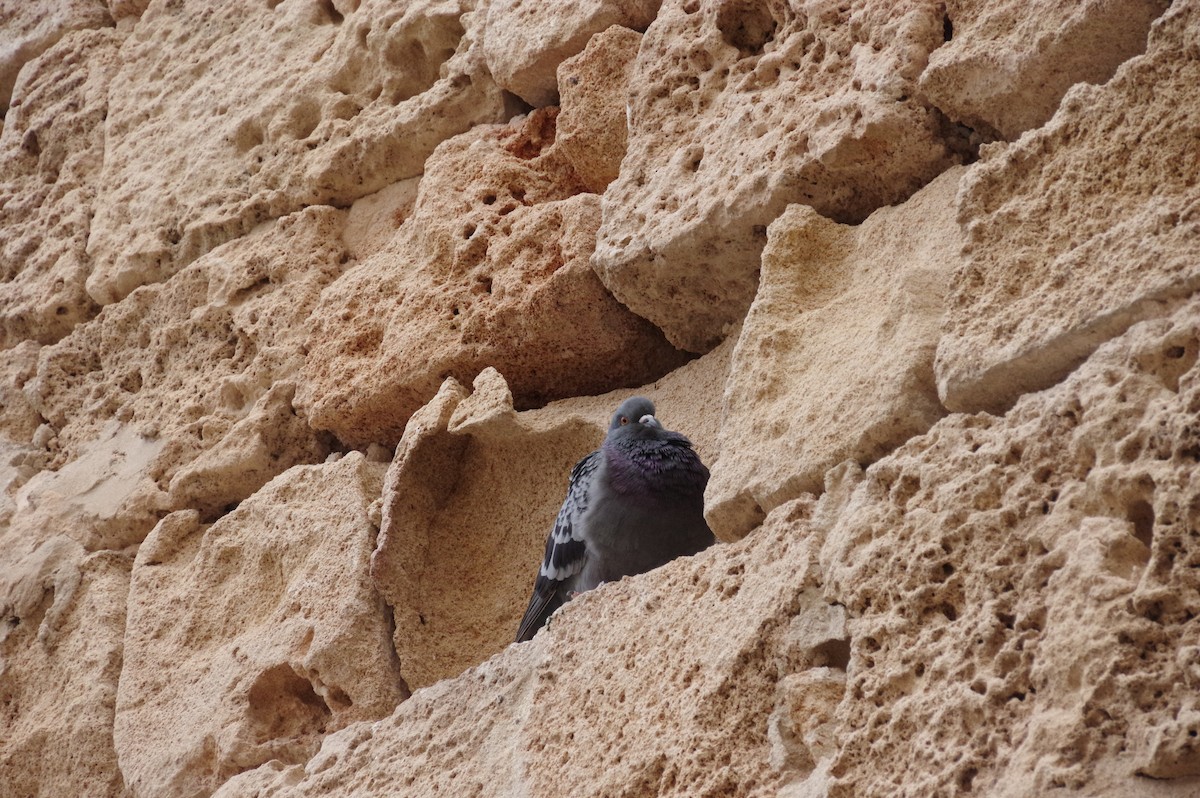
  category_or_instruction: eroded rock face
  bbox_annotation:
[0,29,120,348]
[0,0,111,112]
[216,496,846,798]
[920,0,1168,140]
[592,0,962,352]
[114,454,400,798]
[706,167,965,540]
[555,25,643,194]
[0,539,129,798]
[823,295,1200,796]
[27,208,345,542]
[374,347,731,690]
[483,0,660,106]
[1,0,1195,796]
[303,110,687,447]
[935,0,1200,413]
[84,0,505,305]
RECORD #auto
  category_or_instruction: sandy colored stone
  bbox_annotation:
[935,0,1200,414]
[114,453,400,798]
[707,167,964,540]
[920,0,1168,140]
[84,0,505,306]
[0,28,121,347]
[555,25,642,194]
[482,0,659,107]
[342,176,420,262]
[28,208,344,535]
[0,340,42,443]
[0,538,130,798]
[9,421,164,552]
[592,0,963,352]
[303,110,686,447]
[216,496,848,798]
[821,295,1200,796]
[0,0,111,112]
[373,342,731,690]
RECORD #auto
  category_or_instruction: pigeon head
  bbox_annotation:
[607,396,663,439]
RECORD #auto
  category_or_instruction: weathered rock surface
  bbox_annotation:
[0,539,129,798]
[85,0,506,305]
[216,496,844,798]
[592,0,963,352]
[303,110,686,447]
[374,341,731,690]
[920,0,1168,140]
[706,167,964,540]
[823,294,1200,797]
[0,28,120,347]
[114,453,400,798]
[935,0,1200,414]
[555,25,643,194]
[483,0,660,107]
[215,257,1200,798]
[1,0,1196,796]
[0,0,110,112]
[29,208,345,538]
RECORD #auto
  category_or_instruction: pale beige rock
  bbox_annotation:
[342,177,420,262]
[114,454,400,798]
[0,538,130,798]
[107,0,150,21]
[10,421,164,551]
[0,340,42,442]
[592,0,963,352]
[555,25,642,194]
[303,110,686,447]
[920,0,1168,140]
[0,28,120,347]
[217,497,847,798]
[373,344,731,689]
[85,0,506,305]
[0,0,111,111]
[482,0,659,107]
[29,208,343,533]
[821,295,1200,796]
[706,167,964,540]
[935,0,1200,413]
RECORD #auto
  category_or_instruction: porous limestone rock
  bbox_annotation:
[0,0,110,112]
[935,0,1200,414]
[0,538,129,798]
[215,496,849,798]
[84,0,506,305]
[29,207,345,540]
[555,25,643,194]
[7,421,164,552]
[114,453,401,798]
[0,340,42,443]
[920,0,1168,140]
[0,28,120,347]
[303,110,686,447]
[706,166,965,540]
[482,0,659,107]
[822,295,1200,796]
[592,0,963,352]
[373,343,731,690]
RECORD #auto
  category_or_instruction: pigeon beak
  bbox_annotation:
[640,414,661,428]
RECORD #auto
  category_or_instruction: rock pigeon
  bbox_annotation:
[515,396,715,642]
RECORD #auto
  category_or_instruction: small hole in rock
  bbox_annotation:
[1127,499,1155,549]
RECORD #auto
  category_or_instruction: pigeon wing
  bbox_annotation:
[515,451,599,642]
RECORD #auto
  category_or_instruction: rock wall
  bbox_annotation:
[1,1,1197,797]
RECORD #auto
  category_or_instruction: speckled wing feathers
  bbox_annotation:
[515,451,599,643]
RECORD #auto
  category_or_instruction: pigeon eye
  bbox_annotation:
[620,416,630,425]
